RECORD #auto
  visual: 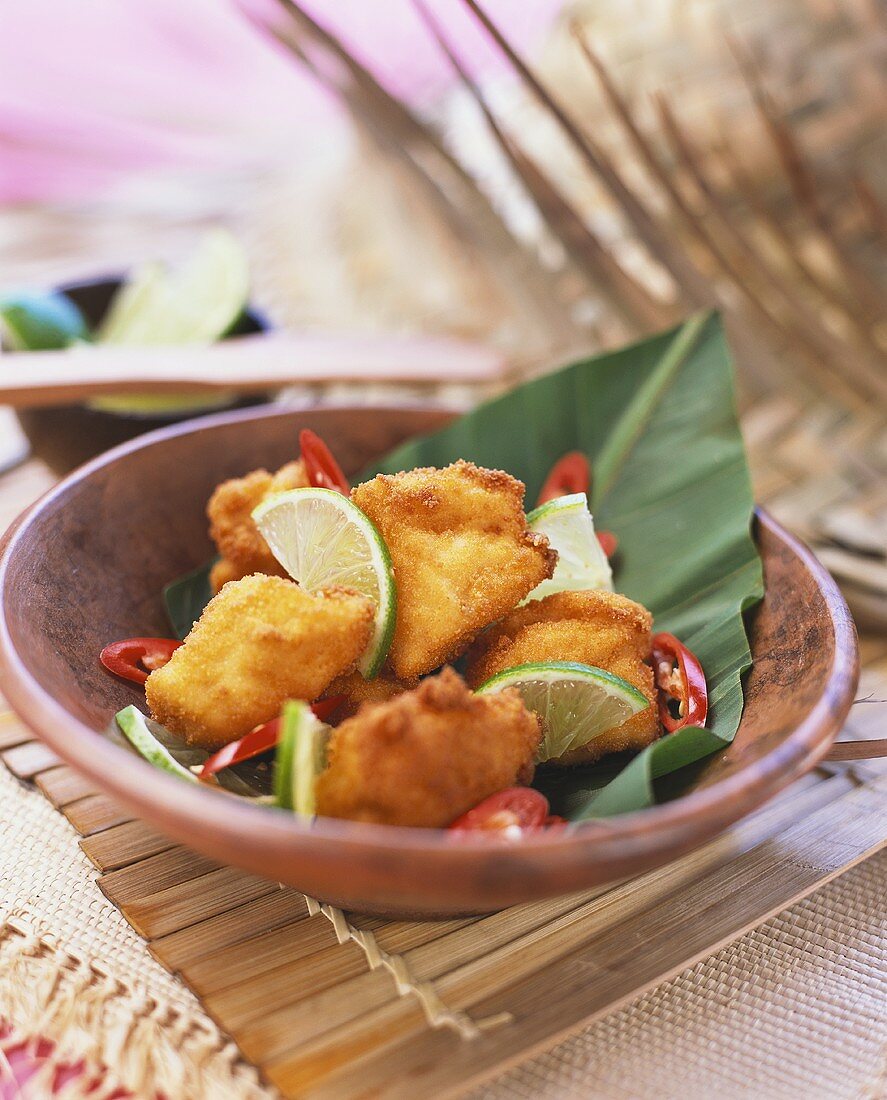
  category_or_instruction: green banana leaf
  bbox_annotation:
[366,312,764,818]
[164,559,217,640]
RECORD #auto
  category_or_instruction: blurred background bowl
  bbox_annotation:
[12,277,270,474]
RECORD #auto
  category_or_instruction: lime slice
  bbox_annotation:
[525,493,613,601]
[476,661,647,763]
[274,700,330,816]
[0,290,90,350]
[115,705,198,782]
[253,487,396,678]
[97,230,249,347]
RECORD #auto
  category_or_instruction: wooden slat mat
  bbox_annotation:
[1,696,885,1100]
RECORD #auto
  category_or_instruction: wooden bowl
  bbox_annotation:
[12,277,270,475]
[0,406,858,917]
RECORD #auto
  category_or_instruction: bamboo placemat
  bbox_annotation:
[1,444,886,1098]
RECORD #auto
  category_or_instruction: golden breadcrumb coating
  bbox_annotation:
[351,460,556,681]
[321,670,414,723]
[464,589,659,765]
[146,575,373,750]
[314,667,541,828]
[207,459,308,592]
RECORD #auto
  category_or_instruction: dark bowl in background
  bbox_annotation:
[13,277,270,474]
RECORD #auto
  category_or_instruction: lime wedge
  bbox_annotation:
[274,700,330,816]
[0,290,90,350]
[95,261,167,345]
[253,487,396,678]
[476,661,647,763]
[97,230,249,347]
[115,705,198,782]
[525,493,613,601]
[92,229,249,415]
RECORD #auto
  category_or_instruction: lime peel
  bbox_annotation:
[477,661,647,763]
[115,704,198,782]
[253,487,396,679]
[274,700,330,816]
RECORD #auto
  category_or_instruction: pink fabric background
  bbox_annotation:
[0,0,563,203]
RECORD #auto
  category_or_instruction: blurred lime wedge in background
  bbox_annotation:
[95,261,167,346]
[91,228,250,415]
[97,229,249,346]
[0,290,90,350]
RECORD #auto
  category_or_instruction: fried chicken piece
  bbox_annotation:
[146,575,373,750]
[351,461,556,681]
[315,667,541,828]
[464,589,659,765]
[321,670,414,723]
[207,460,308,592]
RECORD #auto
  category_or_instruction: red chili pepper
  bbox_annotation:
[596,530,618,558]
[448,788,550,835]
[200,717,282,778]
[537,452,589,505]
[651,632,708,732]
[310,695,346,723]
[198,696,345,779]
[100,638,181,686]
[300,429,350,495]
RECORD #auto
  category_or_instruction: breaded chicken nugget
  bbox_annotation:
[207,459,308,591]
[351,461,556,681]
[321,670,414,723]
[464,589,659,765]
[315,667,541,828]
[146,575,373,750]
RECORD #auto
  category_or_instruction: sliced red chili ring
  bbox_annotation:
[100,637,181,686]
[651,631,708,733]
[198,696,345,779]
[200,717,282,778]
[300,428,350,495]
[448,787,550,834]
[537,452,590,505]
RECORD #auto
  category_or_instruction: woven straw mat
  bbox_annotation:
[1,754,885,1098]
